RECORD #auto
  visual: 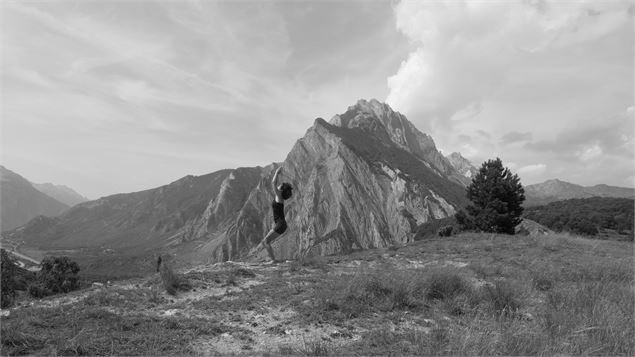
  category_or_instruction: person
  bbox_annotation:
[255,166,293,263]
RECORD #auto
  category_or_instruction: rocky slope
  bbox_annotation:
[31,182,88,207]
[2,100,469,265]
[524,179,634,206]
[0,166,69,232]
[445,152,478,180]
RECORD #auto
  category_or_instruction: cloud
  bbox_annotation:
[517,163,547,184]
[523,107,633,160]
[577,143,603,162]
[2,1,410,198]
[518,164,547,175]
[500,131,532,144]
[387,0,630,124]
[386,0,633,187]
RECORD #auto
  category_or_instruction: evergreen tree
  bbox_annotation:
[457,158,525,234]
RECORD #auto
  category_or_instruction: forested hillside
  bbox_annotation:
[523,197,633,239]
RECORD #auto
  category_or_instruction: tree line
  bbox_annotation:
[523,197,634,236]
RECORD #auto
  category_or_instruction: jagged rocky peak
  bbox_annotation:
[330,99,393,126]
[446,152,478,179]
[330,99,436,152]
[328,99,455,172]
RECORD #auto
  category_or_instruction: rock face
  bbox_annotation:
[2,100,469,263]
[524,179,635,207]
[31,182,88,207]
[332,100,468,186]
[0,166,69,232]
[446,152,478,182]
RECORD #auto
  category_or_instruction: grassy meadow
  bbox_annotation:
[1,232,633,356]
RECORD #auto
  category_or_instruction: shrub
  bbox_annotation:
[569,218,599,236]
[438,225,454,237]
[29,256,81,298]
[1,251,17,308]
[459,158,525,234]
[28,284,52,299]
[1,249,36,307]
[483,279,521,315]
[425,270,469,301]
[156,255,192,295]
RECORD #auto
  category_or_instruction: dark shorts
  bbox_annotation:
[273,219,287,234]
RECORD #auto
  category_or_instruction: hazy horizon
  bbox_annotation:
[2,0,633,199]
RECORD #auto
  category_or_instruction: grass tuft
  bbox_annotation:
[482,279,522,316]
[424,269,470,301]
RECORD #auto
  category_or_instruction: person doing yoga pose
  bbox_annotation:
[256,166,292,263]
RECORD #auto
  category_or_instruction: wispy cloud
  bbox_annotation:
[1,0,408,198]
[501,131,532,145]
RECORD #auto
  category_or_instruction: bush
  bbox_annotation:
[1,252,17,308]
[156,255,192,295]
[425,270,469,301]
[28,284,51,299]
[1,249,36,308]
[438,225,454,237]
[483,280,521,315]
[415,216,458,240]
[459,158,525,234]
[568,218,599,236]
[29,256,81,298]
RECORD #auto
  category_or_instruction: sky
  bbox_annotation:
[1,0,633,199]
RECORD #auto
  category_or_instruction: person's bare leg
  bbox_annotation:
[261,229,279,262]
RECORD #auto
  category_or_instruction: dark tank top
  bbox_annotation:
[272,200,285,222]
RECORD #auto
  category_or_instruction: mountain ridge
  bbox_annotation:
[524,179,634,206]
[31,182,88,207]
[0,166,69,232]
[2,100,468,266]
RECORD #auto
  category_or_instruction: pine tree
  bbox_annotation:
[457,158,525,234]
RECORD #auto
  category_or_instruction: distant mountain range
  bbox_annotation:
[524,179,634,207]
[31,182,88,207]
[0,166,69,231]
[2,99,470,263]
[434,155,633,207]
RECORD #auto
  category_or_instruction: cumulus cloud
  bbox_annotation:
[386,0,633,187]
[577,143,603,162]
[387,0,630,123]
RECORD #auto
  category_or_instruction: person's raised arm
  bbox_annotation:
[271,166,282,196]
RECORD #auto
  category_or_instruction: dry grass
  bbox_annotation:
[2,232,633,356]
[0,305,235,356]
